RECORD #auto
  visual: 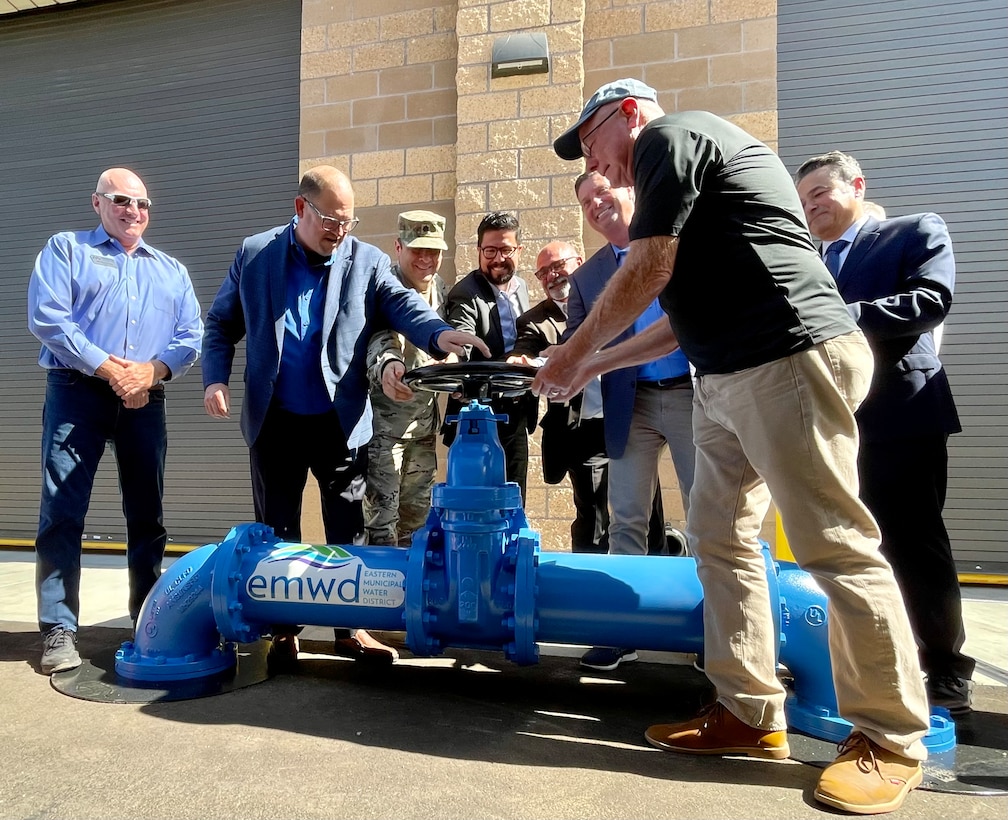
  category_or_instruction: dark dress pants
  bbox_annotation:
[566,417,610,554]
[250,405,368,639]
[250,405,367,546]
[858,433,974,681]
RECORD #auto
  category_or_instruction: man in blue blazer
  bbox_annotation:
[564,171,696,671]
[202,165,487,665]
[796,151,973,715]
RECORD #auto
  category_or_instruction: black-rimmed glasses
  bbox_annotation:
[580,105,620,158]
[479,245,519,260]
[535,257,577,280]
[96,192,152,210]
[304,198,360,234]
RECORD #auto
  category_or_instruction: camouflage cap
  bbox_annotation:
[398,210,448,250]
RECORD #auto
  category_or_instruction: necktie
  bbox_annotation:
[615,248,627,268]
[823,239,850,277]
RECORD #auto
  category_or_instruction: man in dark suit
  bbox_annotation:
[509,240,610,552]
[202,165,487,666]
[444,211,538,501]
[796,150,973,715]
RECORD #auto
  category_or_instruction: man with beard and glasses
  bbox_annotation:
[443,211,538,501]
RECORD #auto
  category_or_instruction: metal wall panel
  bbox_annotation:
[777,0,1008,571]
[0,0,301,549]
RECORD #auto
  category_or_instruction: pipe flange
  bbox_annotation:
[509,528,540,665]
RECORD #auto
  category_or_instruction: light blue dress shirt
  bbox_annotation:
[27,225,203,379]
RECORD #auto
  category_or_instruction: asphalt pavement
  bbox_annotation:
[1,551,1005,820]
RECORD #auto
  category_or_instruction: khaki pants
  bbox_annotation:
[688,331,930,760]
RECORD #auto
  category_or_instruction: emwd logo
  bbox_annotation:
[246,543,405,608]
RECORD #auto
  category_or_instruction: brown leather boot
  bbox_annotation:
[644,701,790,760]
[814,732,922,815]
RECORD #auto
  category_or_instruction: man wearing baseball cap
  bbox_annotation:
[535,80,930,814]
[364,210,452,547]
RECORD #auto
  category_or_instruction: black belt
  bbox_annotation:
[638,374,692,389]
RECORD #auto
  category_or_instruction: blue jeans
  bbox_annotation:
[36,370,167,633]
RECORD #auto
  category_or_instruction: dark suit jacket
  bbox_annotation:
[443,269,537,436]
[202,222,450,450]
[512,298,577,483]
[833,213,960,441]
[565,244,641,459]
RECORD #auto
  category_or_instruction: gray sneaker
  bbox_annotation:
[41,627,82,675]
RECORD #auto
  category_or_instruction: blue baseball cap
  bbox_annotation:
[553,78,658,161]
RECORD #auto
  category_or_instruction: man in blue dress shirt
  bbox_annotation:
[27,167,204,675]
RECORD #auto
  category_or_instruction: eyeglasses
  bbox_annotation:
[580,105,621,158]
[303,198,360,234]
[535,257,577,280]
[479,245,519,260]
[96,192,152,210]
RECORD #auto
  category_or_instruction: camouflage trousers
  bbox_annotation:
[365,432,437,547]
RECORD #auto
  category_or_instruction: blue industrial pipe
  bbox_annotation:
[114,398,954,750]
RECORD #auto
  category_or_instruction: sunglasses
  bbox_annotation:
[96,192,152,210]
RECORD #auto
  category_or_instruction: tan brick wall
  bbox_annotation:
[300,0,459,267]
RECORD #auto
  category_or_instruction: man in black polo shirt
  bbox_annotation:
[534,79,930,816]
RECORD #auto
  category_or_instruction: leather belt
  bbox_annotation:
[638,374,692,389]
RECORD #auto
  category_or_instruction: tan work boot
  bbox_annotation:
[644,701,790,760]
[814,732,923,815]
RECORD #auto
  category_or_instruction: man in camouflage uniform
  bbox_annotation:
[365,211,451,546]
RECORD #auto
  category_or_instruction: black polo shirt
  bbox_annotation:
[629,111,857,375]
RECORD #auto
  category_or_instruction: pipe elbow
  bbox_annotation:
[115,543,236,681]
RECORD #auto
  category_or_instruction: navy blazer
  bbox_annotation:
[202,222,451,450]
[833,213,960,441]
[564,244,641,459]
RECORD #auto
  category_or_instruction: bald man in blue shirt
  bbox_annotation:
[28,166,203,675]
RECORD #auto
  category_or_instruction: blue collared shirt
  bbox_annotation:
[633,300,690,380]
[27,225,203,379]
[613,245,690,381]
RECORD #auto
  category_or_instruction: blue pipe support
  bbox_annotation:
[113,397,954,751]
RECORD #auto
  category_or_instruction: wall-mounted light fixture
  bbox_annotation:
[491,33,549,79]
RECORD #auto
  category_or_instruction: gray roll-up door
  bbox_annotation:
[777,0,1008,573]
[0,0,301,550]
